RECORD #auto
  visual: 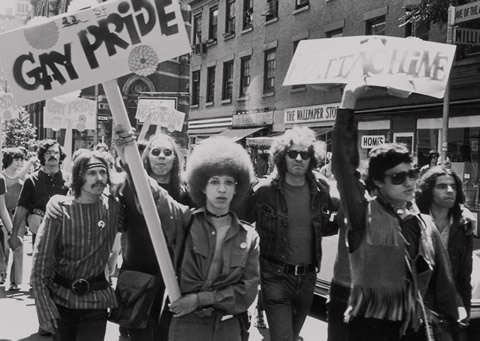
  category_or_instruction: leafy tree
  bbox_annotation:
[2,110,37,150]
[402,0,473,25]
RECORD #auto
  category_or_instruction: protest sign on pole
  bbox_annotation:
[283,35,457,99]
[0,0,192,302]
[136,97,185,140]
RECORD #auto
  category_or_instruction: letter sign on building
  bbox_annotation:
[361,135,385,149]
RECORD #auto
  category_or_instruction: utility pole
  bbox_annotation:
[441,5,455,165]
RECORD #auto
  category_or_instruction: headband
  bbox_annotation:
[86,162,107,171]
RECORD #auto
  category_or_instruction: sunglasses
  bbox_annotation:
[151,148,173,157]
[384,169,419,185]
[287,150,311,160]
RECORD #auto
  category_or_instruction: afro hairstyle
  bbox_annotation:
[186,137,254,208]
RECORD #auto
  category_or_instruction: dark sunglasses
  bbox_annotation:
[384,169,419,185]
[151,148,173,157]
[287,150,311,160]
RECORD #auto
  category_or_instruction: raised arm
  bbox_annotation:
[332,82,368,251]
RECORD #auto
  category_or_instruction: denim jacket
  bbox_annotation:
[246,174,337,274]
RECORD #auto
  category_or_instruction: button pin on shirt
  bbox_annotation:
[240,242,247,249]
[98,220,105,229]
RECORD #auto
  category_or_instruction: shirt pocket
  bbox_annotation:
[230,249,248,268]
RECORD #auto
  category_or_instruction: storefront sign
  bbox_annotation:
[283,35,456,99]
[0,0,191,106]
[232,110,274,128]
[453,1,480,25]
[284,103,339,124]
[454,27,480,46]
[135,97,184,132]
[361,135,385,148]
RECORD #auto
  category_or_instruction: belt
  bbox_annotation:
[53,272,109,296]
[283,263,316,276]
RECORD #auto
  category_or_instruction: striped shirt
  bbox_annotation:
[31,194,124,327]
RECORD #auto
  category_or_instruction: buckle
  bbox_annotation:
[71,278,90,295]
[294,265,306,276]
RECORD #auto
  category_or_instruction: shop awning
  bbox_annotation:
[246,136,275,148]
[216,127,264,141]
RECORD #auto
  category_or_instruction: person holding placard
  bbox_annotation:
[114,131,260,341]
[31,149,124,340]
[332,81,465,341]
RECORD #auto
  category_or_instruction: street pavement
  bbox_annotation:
[0,234,327,341]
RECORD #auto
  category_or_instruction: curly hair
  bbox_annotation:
[416,165,464,219]
[71,150,111,198]
[366,143,413,189]
[37,139,66,166]
[186,137,254,208]
[142,133,185,201]
[269,126,326,179]
[2,147,25,169]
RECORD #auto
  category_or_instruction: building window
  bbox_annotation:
[222,61,234,101]
[206,66,216,103]
[404,19,429,40]
[193,14,202,44]
[240,56,251,97]
[262,0,278,21]
[226,0,236,34]
[243,0,253,30]
[326,28,343,38]
[292,41,304,90]
[264,49,276,93]
[295,0,309,10]
[209,6,218,41]
[366,16,385,35]
[191,71,200,106]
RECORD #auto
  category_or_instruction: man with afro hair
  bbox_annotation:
[114,133,260,341]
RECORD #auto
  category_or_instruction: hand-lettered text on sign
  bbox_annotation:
[0,0,191,106]
[283,36,456,99]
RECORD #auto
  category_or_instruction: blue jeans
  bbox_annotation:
[53,305,108,341]
[261,270,316,341]
[169,311,241,341]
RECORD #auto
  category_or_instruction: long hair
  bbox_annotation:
[416,165,465,219]
[366,143,413,190]
[186,137,254,208]
[2,147,25,169]
[269,126,325,180]
[71,150,111,198]
[142,133,185,201]
[37,139,66,166]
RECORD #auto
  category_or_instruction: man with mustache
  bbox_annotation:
[8,139,69,336]
[31,149,124,340]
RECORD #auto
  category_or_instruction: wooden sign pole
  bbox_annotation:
[103,79,181,301]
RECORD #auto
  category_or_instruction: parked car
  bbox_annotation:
[313,234,480,338]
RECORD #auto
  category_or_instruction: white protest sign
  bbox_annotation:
[283,36,456,99]
[44,97,96,131]
[136,97,184,132]
[0,0,191,106]
[361,135,385,149]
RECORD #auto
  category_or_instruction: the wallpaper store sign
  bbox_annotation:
[284,103,340,125]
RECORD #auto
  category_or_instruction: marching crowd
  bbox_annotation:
[0,80,478,341]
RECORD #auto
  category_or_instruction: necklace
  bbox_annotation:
[206,210,230,218]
